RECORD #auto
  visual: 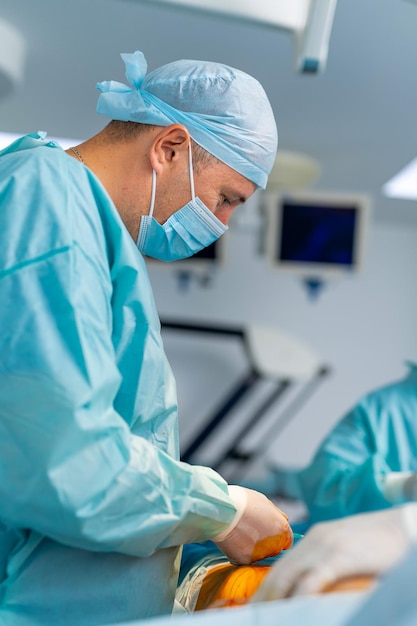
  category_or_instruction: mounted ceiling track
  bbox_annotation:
[140,0,337,73]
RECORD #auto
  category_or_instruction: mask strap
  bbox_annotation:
[149,169,157,218]
[188,143,196,201]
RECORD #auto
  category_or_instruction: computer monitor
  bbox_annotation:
[264,191,371,277]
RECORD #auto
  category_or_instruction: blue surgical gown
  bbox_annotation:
[295,362,417,522]
[0,133,237,626]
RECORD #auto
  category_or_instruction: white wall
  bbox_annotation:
[147,194,417,482]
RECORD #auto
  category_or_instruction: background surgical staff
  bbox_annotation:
[243,360,417,524]
[0,51,292,626]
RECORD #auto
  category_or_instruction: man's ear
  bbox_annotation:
[149,124,190,173]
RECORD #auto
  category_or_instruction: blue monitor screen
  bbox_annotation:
[278,200,358,266]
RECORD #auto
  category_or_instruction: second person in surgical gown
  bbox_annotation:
[251,361,417,522]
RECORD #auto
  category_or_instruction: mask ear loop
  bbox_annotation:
[188,143,196,201]
[150,143,193,217]
[149,170,157,218]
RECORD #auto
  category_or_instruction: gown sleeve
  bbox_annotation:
[296,401,391,522]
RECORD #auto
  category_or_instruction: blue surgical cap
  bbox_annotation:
[96,51,278,189]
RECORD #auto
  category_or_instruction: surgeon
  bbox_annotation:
[246,361,417,523]
[0,51,292,626]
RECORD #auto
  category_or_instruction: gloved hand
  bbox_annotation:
[213,485,293,565]
[251,503,417,602]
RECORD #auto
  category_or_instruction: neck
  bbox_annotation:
[67,133,152,241]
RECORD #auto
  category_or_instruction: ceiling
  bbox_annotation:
[1,0,417,224]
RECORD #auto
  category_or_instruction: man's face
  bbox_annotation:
[153,156,257,225]
[195,160,257,224]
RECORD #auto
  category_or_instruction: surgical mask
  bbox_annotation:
[137,145,228,261]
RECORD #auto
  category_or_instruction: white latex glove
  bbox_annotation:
[251,503,417,601]
[213,485,293,565]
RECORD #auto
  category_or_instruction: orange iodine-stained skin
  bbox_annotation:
[321,575,375,593]
[196,564,270,611]
[197,567,374,611]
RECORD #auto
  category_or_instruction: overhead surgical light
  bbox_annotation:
[265,150,321,191]
[136,0,338,74]
[0,18,26,99]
